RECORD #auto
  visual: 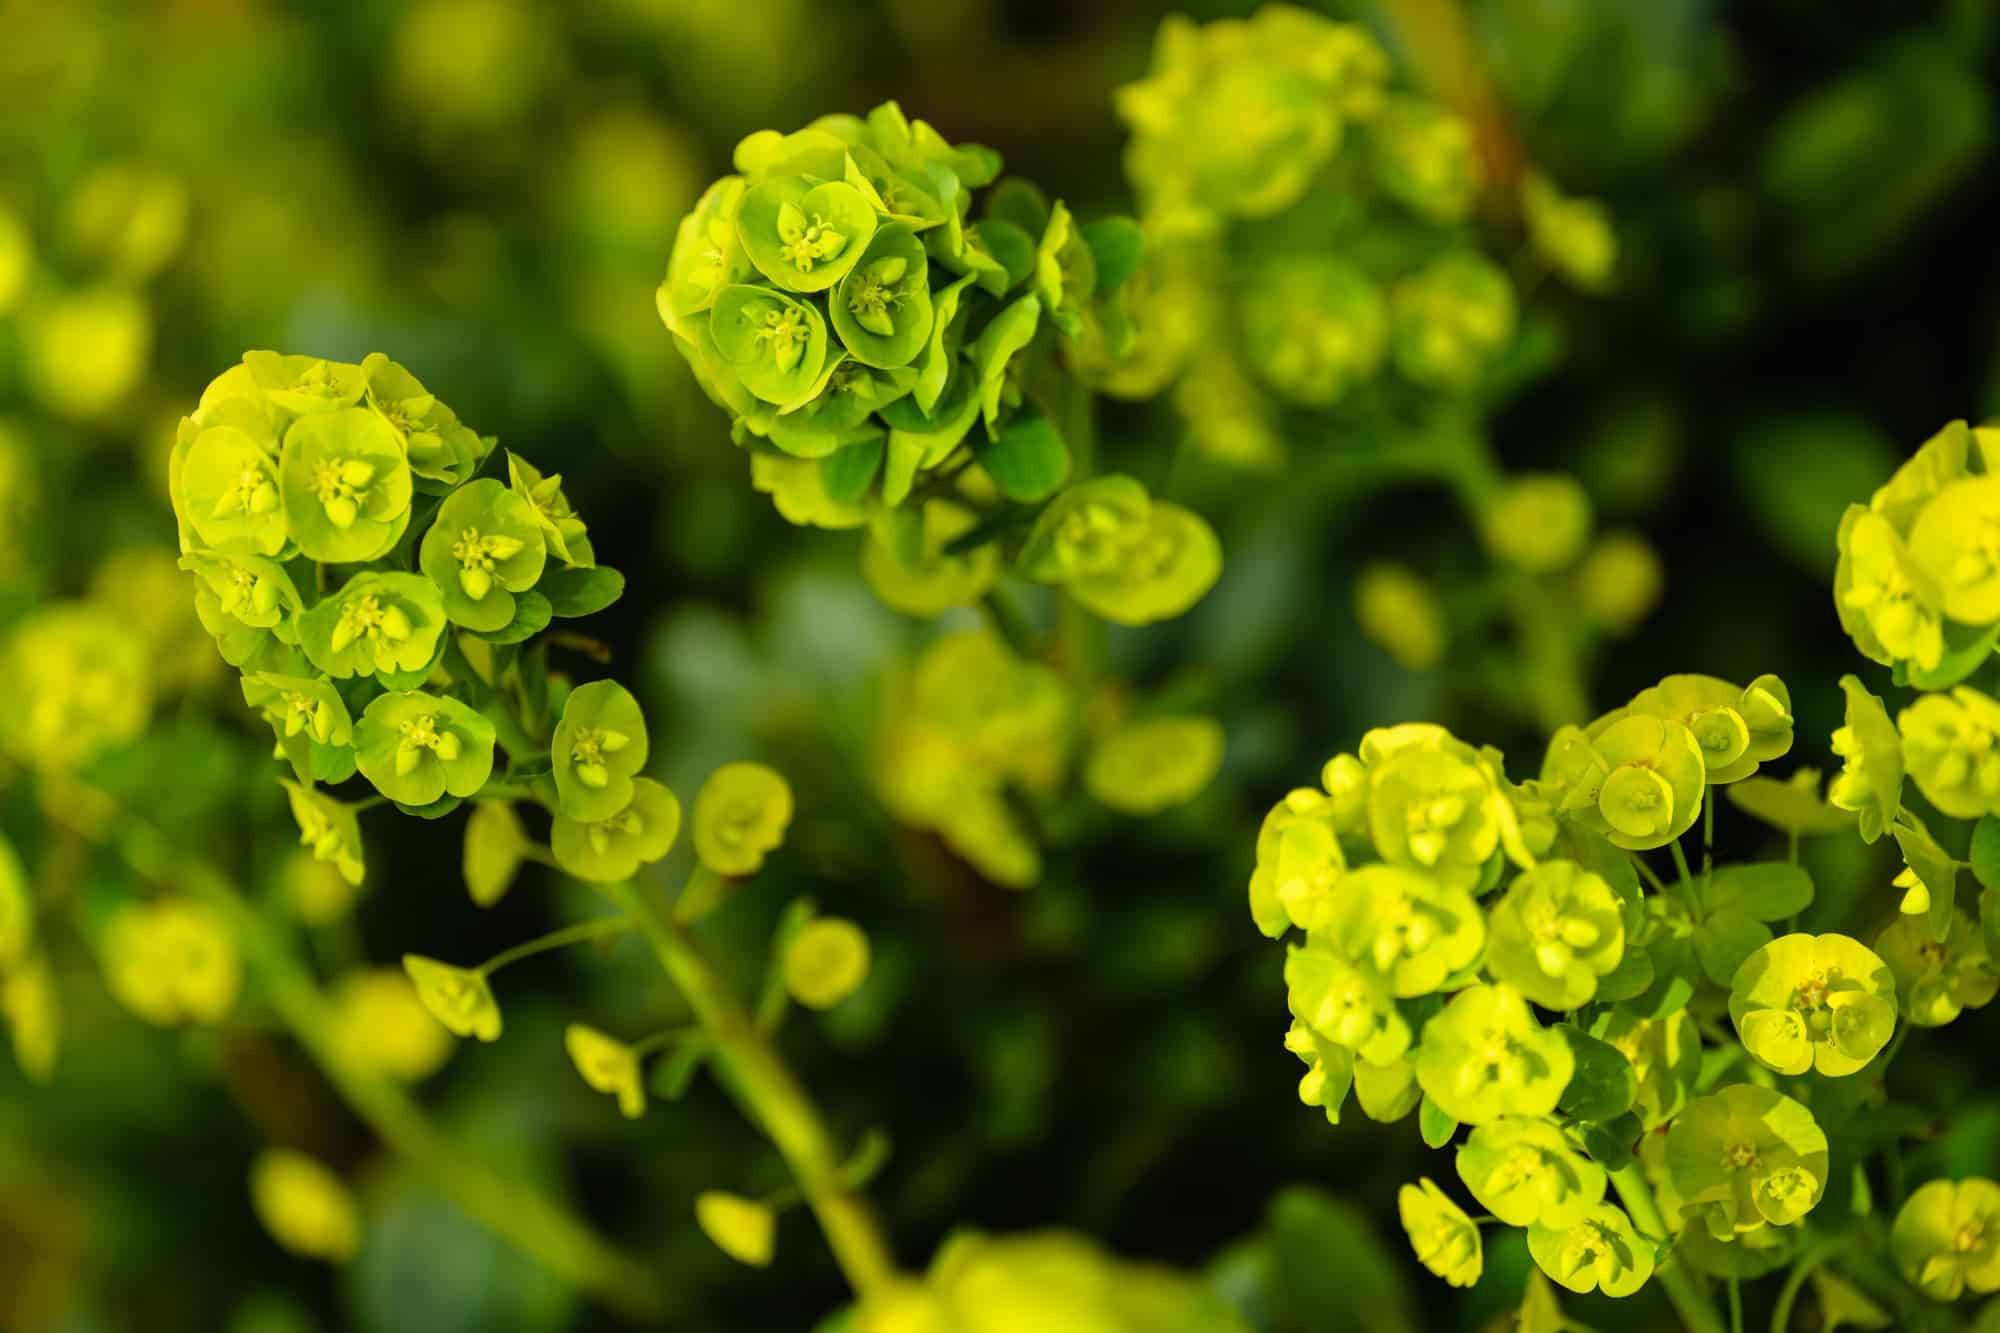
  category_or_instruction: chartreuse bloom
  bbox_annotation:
[507,452,594,567]
[1284,936,1410,1066]
[551,778,681,884]
[278,408,414,563]
[1017,475,1224,626]
[300,571,446,680]
[1398,1178,1482,1288]
[1365,742,1505,893]
[860,500,999,617]
[1354,563,1447,670]
[565,1024,648,1119]
[0,835,29,969]
[1322,865,1484,998]
[1729,933,1896,1076]
[241,673,353,782]
[1667,1084,1829,1240]
[1527,1201,1652,1297]
[419,478,547,631]
[360,352,488,488]
[833,224,933,366]
[402,955,502,1042]
[1415,983,1573,1125]
[101,898,240,1027]
[1084,715,1224,815]
[1893,1178,2000,1300]
[281,780,365,886]
[280,849,364,926]
[1238,257,1385,407]
[1899,686,2000,819]
[1908,476,2000,625]
[1576,532,1664,635]
[1592,1010,1700,1130]
[3,605,151,771]
[1456,1117,1606,1229]
[328,969,453,1081]
[1547,713,1707,851]
[1522,173,1617,292]
[354,691,495,807]
[1368,96,1481,223]
[1827,674,1903,841]
[737,177,877,293]
[180,550,301,635]
[22,285,151,421]
[1623,673,1795,785]
[710,283,830,405]
[1480,476,1593,575]
[243,351,367,415]
[1876,910,1999,1027]
[1390,252,1516,391]
[692,762,794,876]
[1485,861,1625,1010]
[697,1192,776,1269]
[785,917,872,1010]
[1249,788,1344,936]
[552,681,649,822]
[179,420,288,556]
[251,1149,360,1263]
[1835,508,1944,673]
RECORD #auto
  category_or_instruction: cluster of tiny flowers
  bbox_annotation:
[1251,669,1928,1299]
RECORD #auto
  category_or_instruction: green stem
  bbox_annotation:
[1670,840,1697,894]
[1727,1276,1743,1333]
[1609,1165,1727,1333]
[1627,851,1670,897]
[602,880,898,1300]
[479,915,634,976]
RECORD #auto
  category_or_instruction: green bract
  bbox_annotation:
[1592,1011,1700,1131]
[401,954,501,1042]
[1729,932,1897,1077]
[1017,476,1222,627]
[552,681,649,822]
[1549,713,1707,851]
[1835,508,1944,673]
[179,550,302,633]
[1322,865,1484,998]
[241,672,353,782]
[243,352,366,415]
[1390,252,1516,391]
[1899,686,2000,819]
[280,780,365,887]
[660,177,752,332]
[1285,936,1411,1066]
[418,478,547,631]
[738,177,877,294]
[1480,475,1594,575]
[785,917,871,1010]
[1909,476,2000,624]
[1486,861,1625,1010]
[1368,96,1481,223]
[507,452,595,567]
[353,691,496,807]
[860,501,998,617]
[299,572,446,679]
[277,408,413,563]
[1526,1201,1652,1298]
[1827,673,1903,841]
[1666,1084,1829,1239]
[1366,743,1506,892]
[1248,787,1348,936]
[550,778,681,884]
[1893,1178,2000,1301]
[1623,673,1794,785]
[1455,1116,1606,1230]
[1238,258,1385,407]
[2,605,152,771]
[360,353,487,489]
[1415,983,1574,1125]
[1397,1178,1482,1288]
[692,762,794,877]
[1084,716,1224,816]
[179,423,288,556]
[710,283,830,406]
[832,224,932,367]
[1876,909,1999,1027]
[566,1024,647,1120]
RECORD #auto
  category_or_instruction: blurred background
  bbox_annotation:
[4,0,2000,1330]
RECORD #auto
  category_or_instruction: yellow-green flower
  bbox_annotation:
[1899,686,2000,819]
[1354,562,1447,670]
[1553,714,1708,851]
[328,968,453,1081]
[402,954,502,1042]
[1622,673,1793,785]
[1523,172,1617,292]
[1575,532,1664,635]
[692,762,794,876]
[101,898,239,1027]
[784,917,872,1010]
[1827,674,1903,841]
[1893,1177,2000,1301]
[1481,475,1593,575]
[1322,865,1484,998]
[1665,1084,1829,1240]
[1527,1201,1652,1297]
[1729,932,1896,1076]
[1084,715,1224,815]
[1415,983,1573,1125]
[280,780,365,887]
[1248,787,1347,936]
[1485,860,1625,1010]
[2,605,151,772]
[1455,1116,1606,1230]
[1398,1177,1482,1288]
[696,1191,776,1268]
[251,1149,360,1264]
[565,1023,647,1119]
[1284,936,1411,1066]
[1909,476,2000,624]
[1876,909,1999,1027]
[1835,507,1944,672]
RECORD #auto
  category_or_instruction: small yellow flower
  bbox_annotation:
[695,1190,775,1268]
[565,1023,646,1119]
[251,1148,360,1263]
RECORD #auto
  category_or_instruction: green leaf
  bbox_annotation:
[1693,908,1772,987]
[1580,1112,1642,1167]
[647,1037,709,1101]
[973,405,1069,502]
[1556,1026,1637,1122]
[1703,862,1814,921]
[821,434,886,504]
[1731,415,1899,577]
[1418,1094,1458,1149]
[1079,217,1142,290]
[1629,923,1701,1019]
[540,567,625,618]
[1594,944,1654,1003]
[1809,1267,1893,1332]
[1972,816,2000,893]
[475,590,552,645]
[396,794,464,820]
[1266,1187,1418,1333]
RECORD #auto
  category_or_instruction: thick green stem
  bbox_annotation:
[1610,1165,1727,1333]
[603,880,898,1301]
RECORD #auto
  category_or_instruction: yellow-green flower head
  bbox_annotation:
[1368,96,1482,223]
[1623,673,1794,785]
[418,478,547,632]
[177,416,287,558]
[1017,476,1223,627]
[1527,1201,1652,1297]
[1284,936,1411,1065]
[1358,724,1547,871]
[1456,1116,1607,1229]
[1551,714,1707,851]
[1480,474,1594,576]
[1391,252,1516,391]
[1486,860,1626,1010]
[299,571,446,681]
[565,1023,647,1119]
[552,777,681,884]
[1398,1178,1483,1288]
[101,898,239,1027]
[1899,686,2000,820]
[861,500,1001,618]
[1285,1018,1355,1124]
[277,409,414,564]
[1893,1177,2000,1301]
[280,780,366,887]
[3,955,58,1084]
[2,605,151,771]
[708,283,832,406]
[180,549,302,638]
[506,452,594,568]
[22,285,151,421]
[242,672,352,782]
[401,954,502,1042]
[251,1149,360,1264]
[1909,475,2000,626]
[1365,745,1505,892]
[1729,932,1897,1077]
[1248,787,1348,936]
[1827,674,1903,842]
[1354,562,1447,670]
[552,681,650,822]
[696,1191,776,1269]
[241,351,368,417]
[1593,1010,1700,1131]
[1415,983,1574,1124]
[1116,8,1389,228]
[1522,173,1617,292]
[328,968,454,1081]
[354,691,495,808]
[693,762,795,877]
[1238,257,1386,407]
[1576,532,1664,635]
[661,177,752,334]
[1084,715,1224,815]
[1323,865,1484,997]
[359,353,488,489]
[785,917,872,1010]
[1876,909,1999,1027]
[0,834,29,970]
[1666,1084,1828,1240]
[280,848,364,927]
[1835,508,1944,672]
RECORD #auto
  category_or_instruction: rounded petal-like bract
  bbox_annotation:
[692,762,794,876]
[1729,932,1897,1077]
[550,778,681,884]
[1398,1178,1482,1288]
[1527,1201,1652,1298]
[1893,1177,2000,1301]
[353,690,496,808]
[1666,1084,1829,1239]
[1415,983,1573,1125]
[418,477,547,631]
[552,680,650,822]
[1456,1116,1607,1230]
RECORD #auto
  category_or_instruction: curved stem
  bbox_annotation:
[479,914,634,976]
[1609,1165,1727,1333]
[602,879,898,1301]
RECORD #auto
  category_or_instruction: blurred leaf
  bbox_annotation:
[974,404,1068,502]
[540,566,624,618]
[1265,1186,1416,1333]
[1731,416,1897,577]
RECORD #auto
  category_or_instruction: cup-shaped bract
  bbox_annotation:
[660,177,753,334]
[1390,252,1516,392]
[1729,932,1897,1077]
[832,223,934,368]
[179,422,289,556]
[1893,1178,2000,1301]
[785,917,872,1010]
[692,762,795,876]
[1876,909,2000,1028]
[1582,714,1707,851]
[1248,787,1348,937]
[1321,865,1484,999]
[1456,1116,1607,1230]
[280,780,365,887]
[401,954,502,1042]
[506,452,595,568]
[418,477,547,631]
[1238,257,1385,408]
[565,1023,647,1120]
[1622,673,1794,786]
[1526,1201,1652,1298]
[1592,1010,1700,1131]
[1366,744,1505,893]
[1414,983,1573,1125]
[1835,507,1945,673]
[1666,1084,1829,1239]
[550,777,681,884]
[251,1149,360,1264]
[241,671,354,782]
[552,680,649,822]
[180,550,302,635]
[1084,715,1225,816]
[242,352,366,417]
[299,571,446,681]
[1397,1177,1482,1288]
[101,898,240,1027]
[1285,936,1411,1066]
[1480,475,1594,576]
[1827,673,1903,842]
[737,177,878,294]
[1899,686,2000,820]
[709,283,830,406]
[359,352,488,489]
[1908,476,2000,626]
[354,690,496,807]
[860,500,1000,618]
[278,408,414,563]
[1368,95,1482,224]
[1486,860,1625,1011]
